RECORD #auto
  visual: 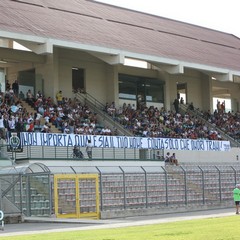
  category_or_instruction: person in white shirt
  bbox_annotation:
[165,152,171,164]
[86,140,93,159]
[0,115,6,138]
[170,153,179,166]
[8,115,16,132]
[41,122,50,133]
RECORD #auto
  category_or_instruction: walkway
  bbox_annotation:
[0,208,234,237]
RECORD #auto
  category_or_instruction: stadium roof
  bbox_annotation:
[1,0,240,78]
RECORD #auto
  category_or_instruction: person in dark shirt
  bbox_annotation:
[170,153,179,166]
[173,99,179,113]
[12,80,19,97]
[73,145,83,159]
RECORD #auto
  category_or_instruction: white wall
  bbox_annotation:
[165,147,240,164]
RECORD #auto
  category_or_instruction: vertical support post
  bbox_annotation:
[53,175,59,217]
[19,175,23,214]
[215,166,222,202]
[26,175,31,216]
[180,166,187,205]
[75,176,80,218]
[198,166,205,204]
[161,166,168,206]
[48,173,52,216]
[119,167,126,209]
[141,167,148,208]
[96,167,103,211]
[231,166,237,186]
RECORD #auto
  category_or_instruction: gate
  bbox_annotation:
[54,174,100,219]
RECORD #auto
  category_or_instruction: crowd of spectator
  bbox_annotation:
[200,108,240,141]
[25,90,114,136]
[0,83,116,139]
[104,100,240,142]
[1,82,240,143]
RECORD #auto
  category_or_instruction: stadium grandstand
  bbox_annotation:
[0,0,240,222]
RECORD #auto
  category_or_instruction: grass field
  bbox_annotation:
[2,215,240,240]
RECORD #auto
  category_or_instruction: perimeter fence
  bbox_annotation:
[1,163,239,219]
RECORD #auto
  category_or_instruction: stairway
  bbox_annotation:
[20,100,61,133]
[75,91,134,136]
[179,103,240,147]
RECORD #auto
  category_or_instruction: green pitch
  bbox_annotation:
[2,215,240,240]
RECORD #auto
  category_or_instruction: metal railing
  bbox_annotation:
[81,164,240,211]
[1,144,161,161]
[2,164,239,217]
[179,104,240,147]
[75,91,134,136]
[75,93,238,146]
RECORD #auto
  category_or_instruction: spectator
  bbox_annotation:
[73,145,84,159]
[0,93,3,104]
[233,184,240,214]
[35,112,42,126]
[1,79,239,143]
[216,100,221,113]
[8,115,16,132]
[156,150,164,161]
[4,89,10,105]
[36,90,42,99]
[9,88,15,105]
[221,101,225,113]
[170,153,179,166]
[188,102,194,111]
[86,139,93,159]
[0,115,6,139]
[41,122,51,133]
[5,80,10,91]
[19,91,25,100]
[173,99,179,113]
[12,80,19,97]
[26,89,35,107]
[177,91,180,100]
[38,104,45,115]
[26,119,34,132]
[165,152,171,164]
[56,90,63,105]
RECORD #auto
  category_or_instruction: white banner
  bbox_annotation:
[19,132,231,151]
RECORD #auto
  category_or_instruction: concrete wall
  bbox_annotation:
[2,47,233,113]
[101,203,231,219]
[26,146,240,164]
[164,147,240,164]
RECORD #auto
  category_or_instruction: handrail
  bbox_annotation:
[74,91,134,136]
[3,145,159,161]
[179,104,240,147]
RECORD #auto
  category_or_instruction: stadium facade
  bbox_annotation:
[1,0,240,161]
[0,0,240,220]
